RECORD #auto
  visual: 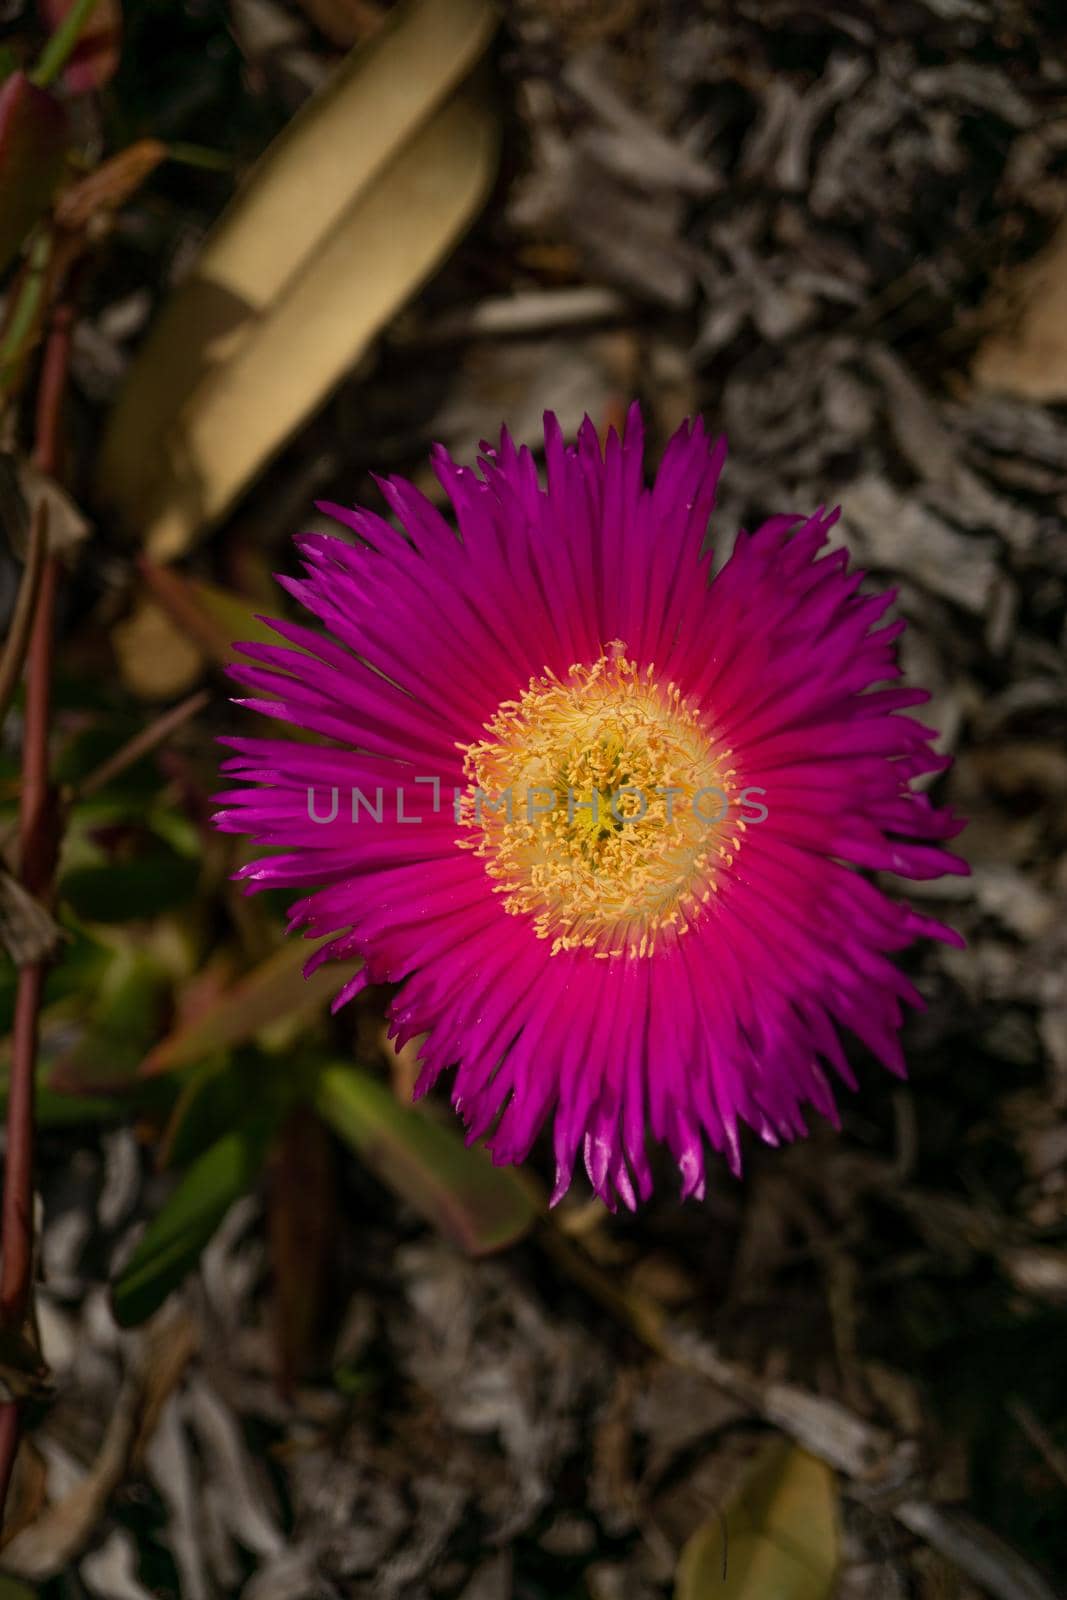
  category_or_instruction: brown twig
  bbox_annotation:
[0,503,48,733]
[74,688,210,801]
[0,301,74,1526]
[1008,1397,1067,1494]
[0,1406,20,1523]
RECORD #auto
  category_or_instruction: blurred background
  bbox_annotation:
[1,1,1066,1596]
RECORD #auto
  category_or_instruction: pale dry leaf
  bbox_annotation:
[140,80,498,560]
[17,461,91,554]
[0,1438,47,1552]
[1,1383,140,1578]
[836,475,998,615]
[187,1378,284,1558]
[80,1529,159,1600]
[973,216,1067,401]
[240,1545,329,1600]
[0,868,64,966]
[99,0,499,556]
[144,1396,210,1600]
[133,1310,199,1464]
[111,597,206,701]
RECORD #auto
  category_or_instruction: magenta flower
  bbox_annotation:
[214,407,967,1208]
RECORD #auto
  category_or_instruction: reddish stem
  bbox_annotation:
[35,303,74,477]
[0,301,72,1523]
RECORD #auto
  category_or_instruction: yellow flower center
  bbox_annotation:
[456,643,742,958]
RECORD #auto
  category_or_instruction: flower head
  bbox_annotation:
[214,406,967,1207]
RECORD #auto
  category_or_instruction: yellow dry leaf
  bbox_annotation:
[675,1438,839,1600]
[98,0,498,557]
[112,598,206,700]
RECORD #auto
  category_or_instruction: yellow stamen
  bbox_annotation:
[456,642,740,958]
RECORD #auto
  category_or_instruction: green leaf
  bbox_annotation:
[138,559,279,666]
[0,72,68,271]
[158,1047,307,1169]
[675,1439,840,1600]
[140,939,344,1077]
[112,1128,267,1326]
[158,1058,247,1170]
[33,1084,124,1125]
[0,1575,38,1599]
[47,939,171,1093]
[60,847,200,922]
[0,230,51,395]
[35,0,121,95]
[315,1063,540,1256]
